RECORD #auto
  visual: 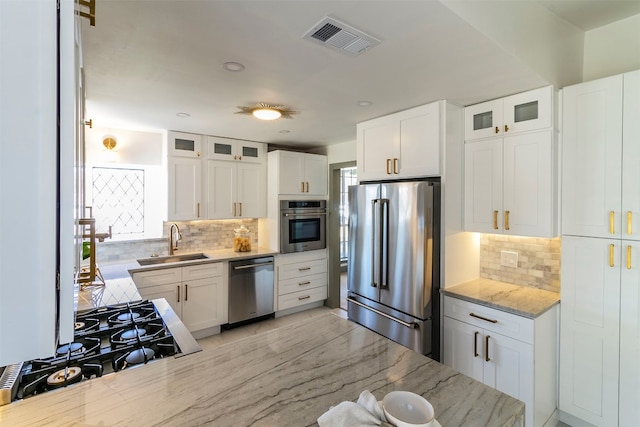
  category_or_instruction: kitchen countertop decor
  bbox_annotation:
[441,278,560,318]
[0,311,524,426]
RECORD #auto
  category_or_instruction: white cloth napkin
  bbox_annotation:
[318,390,392,427]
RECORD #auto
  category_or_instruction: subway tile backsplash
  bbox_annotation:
[479,234,561,293]
[96,219,259,264]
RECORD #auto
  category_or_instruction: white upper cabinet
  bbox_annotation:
[168,156,203,220]
[464,87,558,237]
[168,131,203,158]
[207,136,265,163]
[465,86,552,140]
[206,136,266,219]
[357,101,441,181]
[561,74,625,239]
[271,151,327,196]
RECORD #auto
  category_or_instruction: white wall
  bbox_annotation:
[583,14,640,81]
[85,126,166,239]
[309,139,357,165]
[441,0,584,89]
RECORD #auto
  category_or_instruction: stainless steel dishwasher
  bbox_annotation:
[227,256,275,325]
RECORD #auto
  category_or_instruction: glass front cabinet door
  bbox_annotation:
[465,86,552,141]
[168,131,202,158]
[207,136,265,163]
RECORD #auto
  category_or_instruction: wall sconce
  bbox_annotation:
[102,136,117,162]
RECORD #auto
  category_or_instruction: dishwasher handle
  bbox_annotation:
[232,260,274,270]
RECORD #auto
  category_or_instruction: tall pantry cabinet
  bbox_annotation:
[560,70,640,427]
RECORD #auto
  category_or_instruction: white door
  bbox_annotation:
[168,157,202,220]
[181,277,224,331]
[559,236,620,426]
[357,118,395,181]
[443,317,484,382]
[277,151,305,194]
[464,138,502,233]
[482,331,532,407]
[206,160,235,219]
[620,239,640,426]
[396,102,440,178]
[622,70,640,241]
[503,130,553,237]
[502,86,552,135]
[562,75,623,238]
[304,154,328,196]
[464,98,503,140]
[237,162,266,218]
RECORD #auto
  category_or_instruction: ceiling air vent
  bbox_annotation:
[303,16,380,57]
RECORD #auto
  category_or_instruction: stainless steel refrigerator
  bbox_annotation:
[347,180,440,360]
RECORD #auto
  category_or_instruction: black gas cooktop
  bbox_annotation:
[17,300,179,400]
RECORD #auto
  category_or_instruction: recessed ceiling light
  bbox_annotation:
[223,62,245,72]
[358,100,373,107]
[176,112,191,118]
[279,130,290,134]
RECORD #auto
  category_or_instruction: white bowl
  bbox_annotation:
[382,391,435,427]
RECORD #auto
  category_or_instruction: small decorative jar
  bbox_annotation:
[233,225,252,252]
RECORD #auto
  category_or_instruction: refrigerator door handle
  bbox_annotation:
[347,297,418,329]
[380,198,389,289]
[370,199,379,288]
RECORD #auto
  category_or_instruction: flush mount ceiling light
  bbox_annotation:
[235,103,297,121]
[223,62,245,72]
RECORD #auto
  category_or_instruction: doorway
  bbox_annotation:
[326,161,356,311]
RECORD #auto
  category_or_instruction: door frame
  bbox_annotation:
[326,161,356,309]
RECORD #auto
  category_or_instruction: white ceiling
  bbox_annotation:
[81,0,640,149]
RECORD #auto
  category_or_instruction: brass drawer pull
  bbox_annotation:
[505,210,510,231]
[493,210,499,230]
[628,245,632,270]
[298,295,311,301]
[393,158,399,174]
[610,244,615,268]
[299,281,311,286]
[298,267,311,271]
[628,211,633,235]
[470,312,498,324]
[386,158,392,175]
[610,211,615,234]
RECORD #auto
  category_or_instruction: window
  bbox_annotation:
[91,167,144,237]
[339,166,357,261]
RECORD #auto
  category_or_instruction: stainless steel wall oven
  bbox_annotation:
[280,200,326,253]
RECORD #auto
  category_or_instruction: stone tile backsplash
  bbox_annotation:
[479,234,561,293]
[96,219,259,263]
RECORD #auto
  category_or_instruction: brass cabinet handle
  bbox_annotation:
[628,245,632,270]
[177,285,180,303]
[233,202,236,216]
[610,211,615,234]
[628,211,633,235]
[301,182,305,192]
[197,151,201,157]
[505,210,510,231]
[298,266,311,271]
[197,202,200,218]
[185,284,188,301]
[610,244,615,268]
[393,158,399,174]
[495,126,500,134]
[386,158,392,175]
[485,335,491,362]
[504,124,509,133]
[493,210,499,230]
[239,202,243,216]
[298,295,311,301]
[305,182,309,193]
[238,155,242,161]
[473,331,479,357]
[299,281,311,286]
[470,312,498,324]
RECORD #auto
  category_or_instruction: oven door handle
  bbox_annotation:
[282,212,327,217]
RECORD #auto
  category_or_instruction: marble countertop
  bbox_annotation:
[0,311,524,426]
[441,278,560,318]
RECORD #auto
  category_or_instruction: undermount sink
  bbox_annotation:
[137,253,209,266]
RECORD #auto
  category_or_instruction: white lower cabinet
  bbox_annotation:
[132,262,227,333]
[276,251,327,312]
[443,296,557,427]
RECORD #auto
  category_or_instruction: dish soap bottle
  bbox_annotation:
[233,225,252,252]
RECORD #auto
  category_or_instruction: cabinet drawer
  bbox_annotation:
[444,296,533,343]
[182,262,223,280]
[279,273,326,296]
[278,259,326,281]
[278,286,327,311]
[132,268,182,288]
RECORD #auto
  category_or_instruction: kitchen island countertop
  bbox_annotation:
[0,311,524,426]
[441,278,560,318]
